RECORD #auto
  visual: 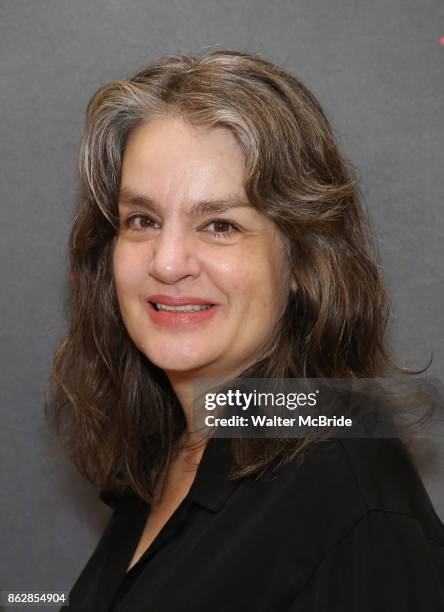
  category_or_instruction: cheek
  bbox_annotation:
[203,253,245,298]
[248,252,289,316]
[214,259,254,305]
[228,262,276,316]
[113,242,144,300]
[207,248,283,315]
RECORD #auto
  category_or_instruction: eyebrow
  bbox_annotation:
[118,187,251,218]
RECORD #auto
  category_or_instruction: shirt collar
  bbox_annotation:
[187,436,243,512]
[100,436,243,514]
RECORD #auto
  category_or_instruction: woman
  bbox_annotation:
[48,50,444,611]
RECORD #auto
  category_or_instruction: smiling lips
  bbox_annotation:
[147,294,218,327]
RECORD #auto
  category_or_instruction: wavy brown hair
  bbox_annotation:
[46,49,423,504]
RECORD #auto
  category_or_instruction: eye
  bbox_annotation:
[205,219,239,240]
[123,214,159,231]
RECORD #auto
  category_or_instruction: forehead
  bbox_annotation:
[121,116,246,203]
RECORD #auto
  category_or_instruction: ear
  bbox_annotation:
[290,276,298,293]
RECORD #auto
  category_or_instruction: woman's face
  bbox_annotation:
[113,116,292,380]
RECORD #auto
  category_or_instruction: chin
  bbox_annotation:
[144,350,218,376]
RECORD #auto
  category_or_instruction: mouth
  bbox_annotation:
[148,302,216,312]
[146,295,219,327]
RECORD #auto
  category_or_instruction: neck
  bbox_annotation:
[166,363,249,438]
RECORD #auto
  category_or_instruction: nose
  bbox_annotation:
[147,222,201,284]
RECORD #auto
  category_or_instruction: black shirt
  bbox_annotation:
[62,436,444,611]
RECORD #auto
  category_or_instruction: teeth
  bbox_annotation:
[154,303,213,312]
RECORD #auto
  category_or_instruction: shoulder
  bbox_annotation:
[334,437,444,541]
[263,436,444,547]
[288,504,444,610]
[271,438,444,608]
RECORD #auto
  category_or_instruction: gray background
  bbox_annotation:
[1,0,443,606]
